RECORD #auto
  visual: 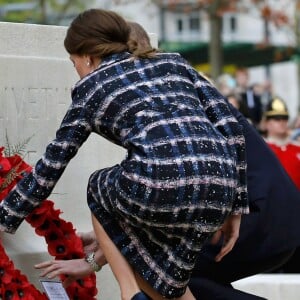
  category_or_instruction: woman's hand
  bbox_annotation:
[35,247,107,288]
[210,214,241,262]
[35,258,93,288]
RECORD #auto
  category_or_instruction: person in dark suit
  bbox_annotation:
[235,68,263,129]
[189,103,300,299]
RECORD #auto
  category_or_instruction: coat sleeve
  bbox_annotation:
[185,65,249,215]
[0,90,93,233]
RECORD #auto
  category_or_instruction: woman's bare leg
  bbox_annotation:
[92,214,195,300]
[92,214,140,300]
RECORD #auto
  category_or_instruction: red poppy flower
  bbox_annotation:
[59,221,76,237]
[11,271,46,299]
[65,277,98,300]
[0,146,97,299]
[26,212,48,229]
[19,285,46,300]
[0,149,11,174]
[26,201,59,228]
[76,273,98,290]
[0,265,14,284]
[67,237,85,258]
[0,181,17,201]
[44,228,64,244]
[0,281,22,300]
[6,155,32,178]
[34,219,52,236]
[47,238,70,257]
[69,287,97,299]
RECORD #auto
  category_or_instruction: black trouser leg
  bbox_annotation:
[187,247,295,299]
[192,247,295,284]
[188,278,267,300]
[268,247,300,273]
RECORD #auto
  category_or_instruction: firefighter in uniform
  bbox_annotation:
[264,97,300,190]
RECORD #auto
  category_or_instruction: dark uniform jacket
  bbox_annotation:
[193,105,300,285]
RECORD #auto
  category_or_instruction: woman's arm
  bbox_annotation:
[0,97,93,233]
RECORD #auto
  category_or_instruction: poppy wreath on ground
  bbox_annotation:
[0,146,98,299]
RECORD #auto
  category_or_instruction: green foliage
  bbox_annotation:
[4,131,33,157]
[0,0,32,23]
[0,0,92,24]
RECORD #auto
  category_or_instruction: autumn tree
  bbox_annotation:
[150,0,291,80]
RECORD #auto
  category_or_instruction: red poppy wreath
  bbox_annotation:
[0,146,98,299]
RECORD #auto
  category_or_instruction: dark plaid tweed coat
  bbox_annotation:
[0,52,248,298]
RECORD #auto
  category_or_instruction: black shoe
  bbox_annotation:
[131,291,151,300]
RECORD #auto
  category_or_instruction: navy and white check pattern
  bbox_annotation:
[0,52,248,298]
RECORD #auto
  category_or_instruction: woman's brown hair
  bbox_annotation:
[64,9,156,59]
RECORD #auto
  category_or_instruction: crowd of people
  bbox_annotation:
[215,69,300,192]
[217,68,298,133]
[1,8,300,300]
